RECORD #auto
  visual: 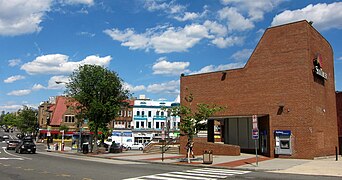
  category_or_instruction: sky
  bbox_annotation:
[0,0,342,112]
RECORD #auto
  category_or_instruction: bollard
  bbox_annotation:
[336,146,338,161]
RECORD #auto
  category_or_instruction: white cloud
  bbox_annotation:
[7,89,31,96]
[191,62,245,75]
[8,59,22,67]
[0,104,23,112]
[271,2,342,31]
[4,75,25,83]
[218,7,254,31]
[151,24,210,53]
[59,0,94,6]
[174,12,200,21]
[338,57,342,60]
[152,57,190,76]
[104,28,149,50]
[105,24,211,53]
[32,83,46,90]
[220,0,284,21]
[47,76,69,89]
[146,80,180,94]
[21,54,112,75]
[203,20,228,37]
[0,0,52,36]
[231,49,253,62]
[77,31,95,37]
[144,0,185,14]
[211,36,244,48]
[123,82,146,92]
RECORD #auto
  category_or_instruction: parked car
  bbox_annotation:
[108,143,123,153]
[15,136,36,154]
[6,140,20,150]
[127,143,144,151]
[2,134,9,142]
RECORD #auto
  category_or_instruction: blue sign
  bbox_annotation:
[252,129,259,139]
[274,130,291,136]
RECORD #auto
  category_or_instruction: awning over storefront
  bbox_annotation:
[39,129,103,135]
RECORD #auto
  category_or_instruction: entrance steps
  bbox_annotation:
[145,145,180,154]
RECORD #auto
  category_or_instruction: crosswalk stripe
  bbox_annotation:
[170,171,223,178]
[193,168,250,173]
[185,169,246,176]
[123,168,250,180]
[157,173,214,180]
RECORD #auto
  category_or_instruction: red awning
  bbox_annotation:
[39,129,102,135]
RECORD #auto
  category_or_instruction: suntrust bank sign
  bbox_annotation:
[313,53,328,80]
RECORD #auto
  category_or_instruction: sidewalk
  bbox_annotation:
[43,144,342,177]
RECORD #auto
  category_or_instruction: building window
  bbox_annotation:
[142,111,145,116]
[148,111,151,117]
[161,111,164,117]
[137,111,140,116]
[64,115,75,123]
[156,111,160,116]
[148,122,151,128]
[141,122,144,128]
[136,121,139,128]
[156,122,159,129]
[128,111,132,117]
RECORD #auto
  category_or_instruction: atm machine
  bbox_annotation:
[274,130,292,155]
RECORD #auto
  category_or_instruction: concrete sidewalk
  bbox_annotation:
[42,144,342,177]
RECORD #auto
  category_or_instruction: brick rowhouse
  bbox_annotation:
[180,20,338,159]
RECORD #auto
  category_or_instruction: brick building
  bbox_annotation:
[180,20,338,159]
[337,91,342,154]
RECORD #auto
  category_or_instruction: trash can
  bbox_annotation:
[54,143,59,151]
[203,150,213,164]
[82,143,89,154]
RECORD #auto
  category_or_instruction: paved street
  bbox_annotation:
[0,139,340,180]
[0,127,340,180]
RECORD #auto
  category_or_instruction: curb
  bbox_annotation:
[42,149,274,172]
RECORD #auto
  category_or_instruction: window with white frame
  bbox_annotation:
[64,115,75,123]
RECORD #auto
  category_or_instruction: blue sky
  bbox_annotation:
[1,0,342,112]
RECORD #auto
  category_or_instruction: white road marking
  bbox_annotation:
[1,147,32,160]
[123,168,251,180]
[0,157,24,160]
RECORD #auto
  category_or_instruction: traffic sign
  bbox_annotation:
[252,129,259,139]
[252,115,258,129]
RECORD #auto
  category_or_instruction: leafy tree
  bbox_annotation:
[16,106,38,136]
[167,93,223,162]
[59,124,69,132]
[1,113,17,130]
[66,64,129,152]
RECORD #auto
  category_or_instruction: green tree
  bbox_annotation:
[16,106,38,136]
[66,64,129,152]
[167,93,223,162]
[1,113,17,130]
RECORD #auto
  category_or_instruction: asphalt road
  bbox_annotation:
[0,129,341,180]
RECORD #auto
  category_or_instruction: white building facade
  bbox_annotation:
[132,97,180,144]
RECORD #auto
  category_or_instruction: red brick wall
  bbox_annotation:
[337,92,342,137]
[180,137,240,156]
[180,21,338,159]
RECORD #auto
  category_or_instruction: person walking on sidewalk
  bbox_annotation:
[186,140,195,158]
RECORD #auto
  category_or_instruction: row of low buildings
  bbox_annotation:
[35,20,342,160]
[37,95,181,145]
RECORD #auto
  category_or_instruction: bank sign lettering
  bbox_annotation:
[313,53,328,80]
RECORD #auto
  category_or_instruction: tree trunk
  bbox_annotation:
[94,127,98,153]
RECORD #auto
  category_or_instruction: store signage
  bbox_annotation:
[274,130,291,136]
[252,129,259,139]
[252,115,258,129]
[313,53,327,80]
